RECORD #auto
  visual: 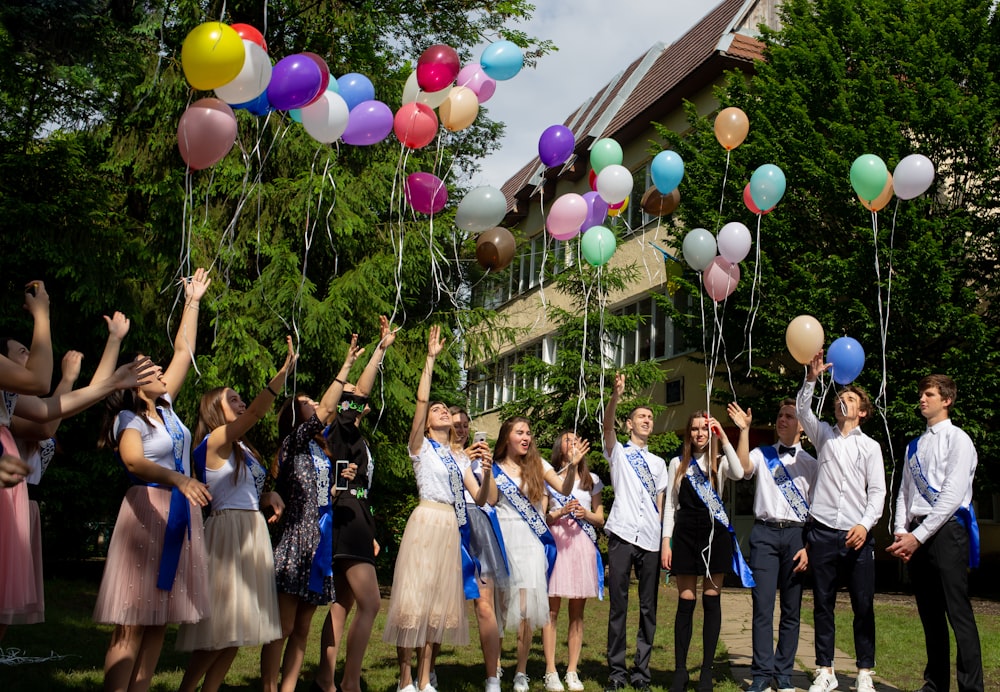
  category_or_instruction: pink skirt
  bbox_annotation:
[0,484,38,622]
[93,485,210,626]
[547,517,600,599]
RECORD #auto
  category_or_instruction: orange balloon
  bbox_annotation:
[439,86,479,131]
[714,106,749,150]
[860,171,894,211]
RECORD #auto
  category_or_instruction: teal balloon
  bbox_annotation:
[580,225,616,266]
[682,227,716,272]
[850,154,888,202]
[289,108,302,123]
[650,150,684,193]
[480,40,523,81]
[749,164,786,211]
[590,138,623,174]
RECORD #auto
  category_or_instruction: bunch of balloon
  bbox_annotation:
[826,336,865,385]
[476,227,516,271]
[859,172,894,212]
[713,107,749,151]
[785,315,825,364]
[339,72,393,146]
[849,154,889,207]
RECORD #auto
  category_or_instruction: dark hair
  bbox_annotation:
[627,405,654,422]
[98,352,165,449]
[194,387,262,484]
[0,337,14,358]
[675,410,720,493]
[779,397,796,410]
[841,384,873,420]
[493,416,545,504]
[918,374,957,409]
[550,430,594,492]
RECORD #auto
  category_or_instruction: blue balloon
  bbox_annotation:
[827,336,865,385]
[232,91,272,116]
[480,40,524,81]
[749,163,786,212]
[336,73,375,111]
[650,150,684,193]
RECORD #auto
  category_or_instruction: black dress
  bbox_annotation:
[669,471,733,577]
[325,415,376,564]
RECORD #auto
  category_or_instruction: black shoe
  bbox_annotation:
[631,681,651,692]
[670,670,689,692]
[604,680,627,692]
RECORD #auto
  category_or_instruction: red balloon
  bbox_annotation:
[177,98,238,170]
[300,52,331,106]
[588,168,598,191]
[416,44,460,92]
[405,172,448,214]
[230,23,267,52]
[743,182,773,215]
[394,102,438,149]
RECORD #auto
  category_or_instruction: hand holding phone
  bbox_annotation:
[335,459,350,490]
[473,431,487,445]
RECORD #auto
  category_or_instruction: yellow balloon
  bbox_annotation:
[439,86,479,131]
[182,23,246,91]
[785,315,825,365]
[607,193,629,217]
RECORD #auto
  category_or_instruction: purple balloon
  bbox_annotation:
[581,191,609,230]
[405,172,448,215]
[267,54,324,111]
[337,73,376,111]
[341,100,393,146]
[538,125,575,167]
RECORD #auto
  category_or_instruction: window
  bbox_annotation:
[612,288,690,365]
[664,377,684,405]
[468,340,549,413]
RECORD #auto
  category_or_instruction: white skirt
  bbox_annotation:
[495,503,549,632]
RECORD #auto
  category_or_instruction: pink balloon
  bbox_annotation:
[176,98,238,170]
[703,256,741,302]
[416,44,460,92]
[546,193,588,240]
[456,63,496,103]
[405,172,448,215]
[743,183,773,215]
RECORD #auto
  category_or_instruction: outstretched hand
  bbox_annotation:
[344,333,363,368]
[103,311,131,341]
[427,325,445,357]
[379,315,398,349]
[613,372,625,398]
[61,351,84,385]
[279,335,298,375]
[23,280,49,317]
[727,402,752,431]
[112,356,156,389]
[184,267,211,302]
[807,350,832,382]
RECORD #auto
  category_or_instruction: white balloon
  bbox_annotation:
[214,40,272,104]
[682,228,717,272]
[401,70,451,109]
[595,164,633,205]
[892,154,935,200]
[717,221,752,264]
[301,91,350,143]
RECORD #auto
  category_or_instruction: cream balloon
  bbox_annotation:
[439,85,479,131]
[402,70,451,109]
[785,315,825,365]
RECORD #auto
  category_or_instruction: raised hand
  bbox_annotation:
[279,335,297,376]
[103,311,131,341]
[613,372,625,398]
[379,315,398,349]
[806,349,831,382]
[727,402,752,431]
[61,351,84,385]
[112,356,156,389]
[184,267,211,303]
[344,333,363,368]
[23,280,49,317]
[427,324,445,357]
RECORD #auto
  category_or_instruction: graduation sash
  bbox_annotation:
[547,483,604,599]
[429,438,479,599]
[623,442,659,513]
[759,446,810,522]
[306,439,335,594]
[494,463,557,579]
[687,459,755,587]
[155,406,192,592]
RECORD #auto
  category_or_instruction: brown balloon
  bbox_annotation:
[475,227,516,271]
[641,186,681,216]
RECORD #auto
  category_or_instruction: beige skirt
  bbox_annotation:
[382,500,468,648]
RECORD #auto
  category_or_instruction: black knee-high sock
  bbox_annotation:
[672,598,696,691]
[700,594,722,690]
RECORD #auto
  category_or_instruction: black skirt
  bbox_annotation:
[669,476,732,576]
[332,490,376,564]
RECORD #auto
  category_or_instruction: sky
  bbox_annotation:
[473,0,723,187]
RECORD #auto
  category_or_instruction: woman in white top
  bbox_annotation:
[661,410,744,692]
[383,325,496,692]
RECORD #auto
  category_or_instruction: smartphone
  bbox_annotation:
[335,459,350,490]
[472,431,488,445]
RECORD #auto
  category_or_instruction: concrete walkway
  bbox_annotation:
[720,591,901,691]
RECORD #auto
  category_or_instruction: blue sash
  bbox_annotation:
[192,440,267,500]
[307,439,335,594]
[687,459,755,587]
[623,443,659,513]
[906,439,980,568]
[547,483,604,600]
[155,406,192,592]
[494,463,557,580]
[429,438,480,600]
[473,466,511,575]
[759,446,810,522]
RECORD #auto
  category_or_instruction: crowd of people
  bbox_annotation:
[0,277,985,692]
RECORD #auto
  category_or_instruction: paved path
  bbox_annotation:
[720,591,901,691]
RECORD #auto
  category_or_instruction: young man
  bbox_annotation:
[797,351,885,692]
[729,399,816,692]
[886,375,983,692]
[601,373,668,692]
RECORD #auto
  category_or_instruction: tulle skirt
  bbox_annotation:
[382,500,468,648]
[175,509,281,650]
[496,511,549,632]
[93,486,210,626]
[468,505,510,588]
[547,517,600,599]
[0,488,41,624]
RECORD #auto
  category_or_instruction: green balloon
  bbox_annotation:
[590,138,623,175]
[850,154,888,202]
[581,225,616,266]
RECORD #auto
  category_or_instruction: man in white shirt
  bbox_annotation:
[797,351,885,692]
[729,399,816,692]
[886,374,983,692]
[601,373,668,692]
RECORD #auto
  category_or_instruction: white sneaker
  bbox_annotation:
[564,671,585,691]
[420,685,437,692]
[544,672,565,692]
[855,670,875,692]
[808,668,838,692]
[514,672,531,692]
[487,677,502,692]
[398,685,417,692]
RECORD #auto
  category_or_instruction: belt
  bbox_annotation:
[756,518,805,529]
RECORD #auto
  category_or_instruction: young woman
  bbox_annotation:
[93,268,213,692]
[383,325,496,692]
[661,411,749,692]
[175,336,296,692]
[260,336,364,692]
[493,417,577,692]
[541,431,603,692]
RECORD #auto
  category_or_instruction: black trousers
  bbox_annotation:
[606,532,660,685]
[909,518,984,692]
[749,522,805,680]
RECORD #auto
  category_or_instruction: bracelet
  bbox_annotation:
[334,378,345,385]
[266,384,279,397]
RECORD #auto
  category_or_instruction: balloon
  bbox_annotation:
[538,125,575,168]
[417,43,460,92]
[230,23,267,52]
[850,154,889,203]
[267,54,324,110]
[401,70,451,109]
[215,41,272,104]
[546,194,588,240]
[341,100,393,145]
[456,186,507,233]
[476,227,516,271]
[860,172,894,212]
[581,191,609,231]
[438,86,479,131]
[581,226,617,266]
[714,106,749,150]
[785,315,825,365]
[456,63,496,103]
[703,256,741,302]
[300,53,331,106]
[301,91,350,143]
[480,40,523,81]
[749,164,786,211]
[590,138,623,174]
[650,150,684,194]
[393,101,438,149]
[176,98,238,170]
[181,22,245,91]
[640,187,680,216]
[336,73,376,111]
[404,172,448,215]
[742,183,772,215]
[588,168,598,191]
[231,91,272,116]
[682,228,716,272]
[595,164,633,205]
[717,221,752,264]
[607,194,629,218]
[827,336,865,385]
[893,154,935,200]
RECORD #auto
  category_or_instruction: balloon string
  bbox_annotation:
[741,216,765,371]
[718,149,731,224]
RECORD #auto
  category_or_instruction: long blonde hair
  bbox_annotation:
[194,387,262,484]
[675,410,720,493]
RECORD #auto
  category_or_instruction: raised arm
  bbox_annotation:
[409,325,444,456]
[11,350,84,440]
[353,315,396,397]
[726,402,754,477]
[316,334,363,422]
[603,372,625,454]
[161,268,211,400]
[0,281,53,395]
[91,312,131,385]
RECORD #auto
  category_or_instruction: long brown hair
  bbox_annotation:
[98,352,167,450]
[675,410,720,493]
[424,400,458,447]
[494,416,545,504]
[272,394,326,479]
[550,430,594,492]
[194,387,262,483]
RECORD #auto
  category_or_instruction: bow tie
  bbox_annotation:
[778,444,796,457]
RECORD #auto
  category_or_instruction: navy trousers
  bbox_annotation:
[749,521,806,680]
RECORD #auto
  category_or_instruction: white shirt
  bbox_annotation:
[604,440,668,552]
[548,470,604,512]
[893,418,977,545]
[796,380,886,531]
[411,438,470,505]
[746,443,818,522]
[662,445,743,538]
